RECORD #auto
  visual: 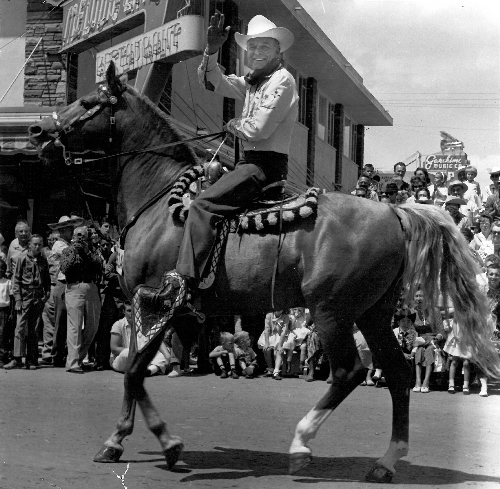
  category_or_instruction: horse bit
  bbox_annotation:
[49,84,119,166]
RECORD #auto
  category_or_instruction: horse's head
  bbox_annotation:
[28,62,128,165]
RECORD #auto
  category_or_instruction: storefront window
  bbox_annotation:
[317,94,326,140]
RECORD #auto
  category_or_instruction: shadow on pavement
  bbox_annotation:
[137,446,500,485]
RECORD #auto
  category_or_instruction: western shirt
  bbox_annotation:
[198,51,298,155]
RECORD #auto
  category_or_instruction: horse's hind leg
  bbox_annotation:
[289,306,366,474]
[355,287,412,482]
[94,330,183,468]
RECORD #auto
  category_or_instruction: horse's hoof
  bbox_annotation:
[289,452,312,474]
[365,463,394,483]
[164,441,184,470]
[93,445,123,463]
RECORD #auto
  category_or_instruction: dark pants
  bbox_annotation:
[14,300,44,363]
[0,306,10,362]
[176,151,288,281]
[94,294,122,367]
[51,282,68,364]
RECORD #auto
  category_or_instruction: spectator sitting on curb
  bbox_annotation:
[110,302,168,376]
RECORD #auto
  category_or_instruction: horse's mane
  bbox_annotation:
[123,84,199,172]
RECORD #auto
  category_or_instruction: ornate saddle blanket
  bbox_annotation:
[167,165,320,233]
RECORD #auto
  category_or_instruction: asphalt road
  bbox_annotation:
[1,368,499,489]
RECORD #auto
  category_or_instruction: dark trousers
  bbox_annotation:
[176,151,288,281]
[0,305,10,362]
[14,300,44,363]
[51,282,67,363]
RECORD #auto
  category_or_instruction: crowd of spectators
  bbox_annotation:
[0,161,499,397]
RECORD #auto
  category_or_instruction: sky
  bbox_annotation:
[298,0,500,190]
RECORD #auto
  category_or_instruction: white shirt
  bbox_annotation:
[0,277,12,308]
[199,52,299,155]
[52,238,70,281]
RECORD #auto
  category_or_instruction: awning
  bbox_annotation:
[0,135,38,155]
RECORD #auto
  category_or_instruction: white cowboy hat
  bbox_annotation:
[234,15,294,53]
[47,215,84,230]
[486,167,500,175]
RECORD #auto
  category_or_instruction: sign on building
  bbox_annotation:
[423,152,468,181]
[95,15,204,82]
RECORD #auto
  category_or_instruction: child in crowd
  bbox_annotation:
[209,332,239,379]
[0,259,13,368]
[443,318,471,395]
[234,331,258,378]
[464,166,481,204]
[393,308,418,361]
[110,302,168,376]
[282,307,310,376]
[258,310,290,380]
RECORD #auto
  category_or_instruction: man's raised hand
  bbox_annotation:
[207,13,231,54]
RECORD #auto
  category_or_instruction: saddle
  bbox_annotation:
[168,164,320,233]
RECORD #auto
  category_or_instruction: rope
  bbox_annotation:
[0,37,42,105]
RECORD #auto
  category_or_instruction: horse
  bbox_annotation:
[28,62,500,483]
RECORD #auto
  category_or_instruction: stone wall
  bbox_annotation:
[24,0,65,107]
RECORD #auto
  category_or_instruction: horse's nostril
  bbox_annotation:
[28,125,43,136]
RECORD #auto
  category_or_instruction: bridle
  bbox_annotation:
[48,84,121,165]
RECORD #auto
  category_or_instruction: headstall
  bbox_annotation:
[49,84,119,166]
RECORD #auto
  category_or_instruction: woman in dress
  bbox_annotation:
[258,310,290,380]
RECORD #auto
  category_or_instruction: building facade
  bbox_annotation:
[0,0,392,242]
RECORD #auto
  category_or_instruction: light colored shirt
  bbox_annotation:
[110,317,131,363]
[6,239,28,276]
[0,277,12,308]
[199,52,298,155]
[52,238,70,281]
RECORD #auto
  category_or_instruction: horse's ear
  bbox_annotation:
[106,61,117,86]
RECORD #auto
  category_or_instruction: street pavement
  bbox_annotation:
[0,367,499,489]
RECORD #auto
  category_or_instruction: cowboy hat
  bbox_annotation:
[48,215,84,230]
[234,15,294,53]
[487,166,500,175]
[444,196,467,206]
[447,179,467,193]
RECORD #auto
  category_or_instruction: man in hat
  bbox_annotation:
[444,196,469,229]
[448,179,479,224]
[379,182,399,204]
[41,216,83,366]
[155,13,299,304]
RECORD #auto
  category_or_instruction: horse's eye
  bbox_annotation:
[80,100,93,110]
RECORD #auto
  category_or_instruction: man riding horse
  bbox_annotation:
[161,13,298,305]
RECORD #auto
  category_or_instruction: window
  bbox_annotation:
[317,94,326,140]
[327,102,335,146]
[298,74,307,126]
[343,117,351,157]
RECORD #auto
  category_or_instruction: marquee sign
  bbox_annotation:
[424,153,468,172]
[61,0,161,53]
[95,15,204,82]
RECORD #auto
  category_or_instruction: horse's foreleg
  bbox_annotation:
[356,303,412,483]
[290,313,366,474]
[128,330,184,469]
[95,328,182,468]
[93,392,137,462]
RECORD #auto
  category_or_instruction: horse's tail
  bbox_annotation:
[393,203,500,378]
